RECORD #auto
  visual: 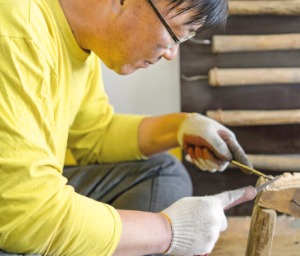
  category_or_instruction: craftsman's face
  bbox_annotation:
[94,1,200,75]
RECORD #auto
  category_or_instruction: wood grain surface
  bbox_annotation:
[211,216,300,256]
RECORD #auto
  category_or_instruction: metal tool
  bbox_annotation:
[255,176,280,192]
[230,160,274,180]
[204,177,280,256]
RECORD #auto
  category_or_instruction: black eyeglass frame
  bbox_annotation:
[147,0,196,48]
[147,0,179,43]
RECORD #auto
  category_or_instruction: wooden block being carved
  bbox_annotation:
[246,174,300,255]
[258,173,300,217]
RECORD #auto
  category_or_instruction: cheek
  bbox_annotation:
[98,30,166,69]
[123,22,169,53]
[123,38,162,61]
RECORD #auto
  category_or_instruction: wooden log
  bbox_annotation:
[245,205,277,256]
[208,67,300,86]
[258,173,300,217]
[229,1,300,15]
[206,109,300,126]
[212,34,300,53]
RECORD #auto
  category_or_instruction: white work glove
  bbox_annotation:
[161,186,257,256]
[177,113,252,172]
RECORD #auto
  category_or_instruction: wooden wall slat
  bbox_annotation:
[180,15,300,215]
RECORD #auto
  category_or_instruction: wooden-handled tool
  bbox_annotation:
[247,154,300,172]
[190,34,300,53]
[206,109,300,126]
[229,1,300,15]
[181,67,300,86]
[224,176,280,210]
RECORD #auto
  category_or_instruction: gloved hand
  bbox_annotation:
[161,186,257,256]
[177,113,252,172]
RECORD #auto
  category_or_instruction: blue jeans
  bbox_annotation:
[0,153,192,255]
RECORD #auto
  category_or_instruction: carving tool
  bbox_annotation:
[224,176,280,210]
[181,67,300,86]
[230,160,274,180]
[190,33,300,53]
[202,176,280,256]
[206,109,300,126]
[229,1,300,16]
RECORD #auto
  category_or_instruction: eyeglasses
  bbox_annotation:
[147,0,196,49]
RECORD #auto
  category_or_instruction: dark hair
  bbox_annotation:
[166,0,228,32]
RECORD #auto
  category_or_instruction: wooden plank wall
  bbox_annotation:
[180,14,300,215]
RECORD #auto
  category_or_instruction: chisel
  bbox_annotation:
[223,176,280,211]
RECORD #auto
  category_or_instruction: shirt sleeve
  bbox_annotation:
[68,59,147,164]
[0,35,121,255]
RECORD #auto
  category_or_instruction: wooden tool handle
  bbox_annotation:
[229,1,300,15]
[206,109,300,126]
[212,34,300,53]
[208,67,300,86]
[230,0,295,1]
[248,154,300,172]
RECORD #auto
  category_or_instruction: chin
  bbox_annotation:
[114,64,139,75]
[103,59,140,75]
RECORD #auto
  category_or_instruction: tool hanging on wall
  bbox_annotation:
[206,109,300,126]
[244,154,300,172]
[190,33,300,53]
[229,0,300,15]
[230,0,297,1]
[181,67,300,86]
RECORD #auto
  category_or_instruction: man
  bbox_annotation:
[0,0,251,255]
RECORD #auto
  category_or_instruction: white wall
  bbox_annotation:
[101,56,181,115]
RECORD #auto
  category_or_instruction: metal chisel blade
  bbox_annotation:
[231,160,274,180]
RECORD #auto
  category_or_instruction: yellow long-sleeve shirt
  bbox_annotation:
[0,0,145,255]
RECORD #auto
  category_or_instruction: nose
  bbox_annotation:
[162,45,179,60]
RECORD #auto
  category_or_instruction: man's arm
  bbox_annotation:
[138,113,188,156]
[114,211,172,256]
[138,112,251,172]
[114,186,254,256]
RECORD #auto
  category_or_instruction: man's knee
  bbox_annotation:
[148,153,193,211]
[153,153,192,193]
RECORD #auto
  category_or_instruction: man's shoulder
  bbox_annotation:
[0,0,30,36]
[0,0,61,70]
[0,0,55,38]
